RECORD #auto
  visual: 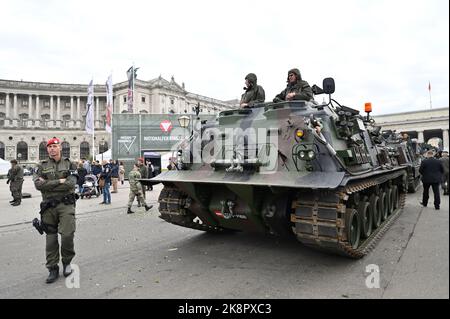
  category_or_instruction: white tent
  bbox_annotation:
[0,158,11,176]
[95,149,112,162]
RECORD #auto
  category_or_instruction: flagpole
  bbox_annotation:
[132,62,135,114]
[428,81,432,109]
[92,79,95,161]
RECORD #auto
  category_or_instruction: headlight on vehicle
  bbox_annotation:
[307,150,316,160]
[299,151,306,159]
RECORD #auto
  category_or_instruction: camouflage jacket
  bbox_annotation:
[240,85,265,107]
[128,170,143,192]
[273,80,313,102]
[33,157,77,200]
[8,165,24,182]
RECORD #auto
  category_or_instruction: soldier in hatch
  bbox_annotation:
[240,73,265,108]
[273,68,313,102]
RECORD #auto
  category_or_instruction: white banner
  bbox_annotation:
[85,79,94,134]
[105,75,113,133]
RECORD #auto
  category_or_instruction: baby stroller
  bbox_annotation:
[80,174,99,199]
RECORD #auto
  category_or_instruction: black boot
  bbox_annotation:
[11,200,21,206]
[63,264,73,277]
[145,204,153,211]
[9,199,15,204]
[127,207,135,214]
[46,265,59,284]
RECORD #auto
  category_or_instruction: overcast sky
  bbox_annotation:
[1,0,448,115]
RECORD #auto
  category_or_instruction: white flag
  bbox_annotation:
[105,75,113,133]
[85,79,94,134]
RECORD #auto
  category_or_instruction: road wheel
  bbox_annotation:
[387,187,394,215]
[370,194,381,228]
[392,185,399,210]
[358,197,372,238]
[379,190,388,221]
[345,208,361,249]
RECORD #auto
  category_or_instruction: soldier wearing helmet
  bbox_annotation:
[240,73,265,108]
[273,68,313,102]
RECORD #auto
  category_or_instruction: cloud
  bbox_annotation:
[0,0,448,115]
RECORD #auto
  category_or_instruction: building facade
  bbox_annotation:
[0,76,236,164]
[373,107,449,151]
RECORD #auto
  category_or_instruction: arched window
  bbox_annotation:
[0,141,5,159]
[99,141,109,154]
[61,141,70,158]
[80,141,90,159]
[39,141,47,160]
[17,141,28,161]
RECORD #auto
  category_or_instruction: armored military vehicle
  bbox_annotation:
[381,131,422,193]
[152,78,410,258]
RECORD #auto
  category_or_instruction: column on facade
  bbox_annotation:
[13,94,17,118]
[28,95,32,119]
[56,96,61,120]
[443,129,449,151]
[96,97,100,127]
[5,93,10,118]
[35,95,40,122]
[417,130,424,143]
[50,96,54,120]
[70,96,74,120]
[77,96,81,121]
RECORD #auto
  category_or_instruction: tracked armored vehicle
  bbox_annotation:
[152,78,410,258]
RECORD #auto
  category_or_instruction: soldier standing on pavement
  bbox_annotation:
[33,137,78,283]
[127,163,153,214]
[138,158,148,205]
[7,159,24,206]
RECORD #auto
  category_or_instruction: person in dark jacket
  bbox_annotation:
[240,73,265,108]
[273,68,313,102]
[91,160,103,194]
[440,150,449,195]
[419,150,444,210]
[76,162,87,195]
[99,160,112,204]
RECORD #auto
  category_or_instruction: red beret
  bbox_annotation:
[47,137,61,147]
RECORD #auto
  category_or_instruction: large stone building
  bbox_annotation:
[0,76,236,164]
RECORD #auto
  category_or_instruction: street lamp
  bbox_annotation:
[17,153,22,165]
[178,115,190,129]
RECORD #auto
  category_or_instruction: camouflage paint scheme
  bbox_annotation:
[149,79,417,257]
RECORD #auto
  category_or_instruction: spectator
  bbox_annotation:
[419,150,444,210]
[110,159,119,193]
[440,150,449,195]
[119,161,125,185]
[99,160,112,205]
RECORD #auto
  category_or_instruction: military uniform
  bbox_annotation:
[138,163,148,200]
[128,170,146,208]
[240,73,265,107]
[33,156,78,270]
[7,165,24,205]
[273,68,314,102]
